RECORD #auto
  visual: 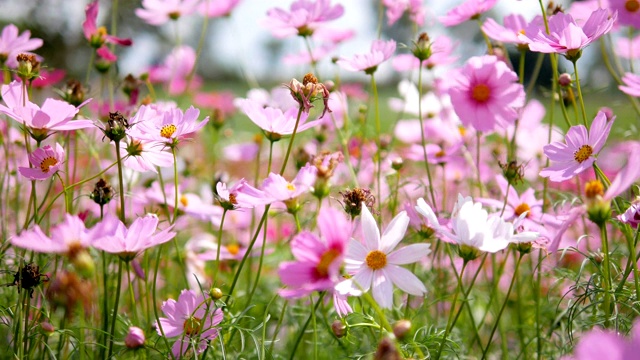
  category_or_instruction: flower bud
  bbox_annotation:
[558,73,572,87]
[40,322,55,336]
[210,287,223,300]
[125,326,146,349]
[103,112,130,143]
[393,320,411,340]
[90,178,114,206]
[458,244,480,262]
[16,53,40,82]
[584,180,611,226]
[412,33,432,62]
[391,157,403,171]
[373,337,400,360]
[71,249,95,278]
[331,320,346,338]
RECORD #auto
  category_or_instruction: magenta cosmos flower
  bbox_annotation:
[519,9,615,60]
[539,111,614,182]
[336,39,396,74]
[136,0,201,26]
[439,0,498,27]
[262,163,317,204]
[238,99,319,141]
[345,204,431,309]
[157,289,223,358]
[92,214,176,261]
[83,1,132,61]
[482,14,543,48]
[18,143,65,180]
[278,206,350,298]
[131,105,209,146]
[120,138,174,173]
[264,0,344,38]
[0,24,42,68]
[11,214,94,254]
[0,80,93,141]
[448,55,525,133]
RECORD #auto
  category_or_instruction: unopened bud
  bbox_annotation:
[558,73,572,87]
[125,326,146,349]
[331,320,346,338]
[393,320,411,340]
[210,287,223,300]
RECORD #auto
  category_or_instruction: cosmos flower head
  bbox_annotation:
[136,0,201,26]
[336,39,396,74]
[0,24,42,68]
[19,143,65,181]
[264,0,345,38]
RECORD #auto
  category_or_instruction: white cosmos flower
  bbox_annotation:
[345,204,431,309]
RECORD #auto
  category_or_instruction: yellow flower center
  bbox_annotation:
[315,248,342,278]
[183,317,202,336]
[180,195,188,207]
[226,243,240,255]
[471,84,491,103]
[286,183,296,191]
[228,193,238,205]
[573,145,593,163]
[584,180,604,199]
[458,126,466,137]
[435,150,446,158]
[365,250,387,270]
[40,157,58,173]
[160,124,177,139]
[514,203,531,217]
[626,0,640,12]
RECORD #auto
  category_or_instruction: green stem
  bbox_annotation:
[417,64,438,212]
[107,259,123,359]
[279,107,304,175]
[571,60,588,127]
[599,223,612,327]
[152,244,176,359]
[370,73,383,222]
[303,35,319,78]
[435,260,468,359]
[481,253,524,358]
[212,208,228,283]
[114,140,126,222]
[288,293,325,360]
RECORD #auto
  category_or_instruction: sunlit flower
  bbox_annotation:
[261,163,317,204]
[0,24,42,68]
[131,105,209,146]
[448,55,525,133]
[345,204,430,309]
[157,289,223,358]
[238,99,319,141]
[439,0,498,27]
[609,0,640,28]
[482,14,543,48]
[264,0,344,38]
[136,0,201,26]
[120,138,174,173]
[336,39,396,74]
[18,143,65,180]
[540,111,613,182]
[11,214,93,254]
[215,179,268,210]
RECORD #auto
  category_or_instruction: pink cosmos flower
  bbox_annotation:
[439,0,498,27]
[382,0,425,27]
[83,1,132,61]
[448,55,525,133]
[215,179,268,209]
[145,182,221,221]
[261,164,317,204]
[11,214,94,254]
[539,111,613,182]
[619,201,640,229]
[136,0,201,26]
[0,80,93,140]
[615,35,640,59]
[93,214,176,261]
[238,99,319,141]
[30,69,66,89]
[264,0,344,38]
[157,289,224,358]
[609,0,640,28]
[620,72,640,97]
[278,206,350,298]
[482,14,543,47]
[148,45,201,95]
[336,39,396,74]
[131,105,209,146]
[345,204,431,309]
[120,138,174,173]
[18,143,65,180]
[0,24,42,68]
[199,0,241,18]
[562,321,640,360]
[518,9,615,59]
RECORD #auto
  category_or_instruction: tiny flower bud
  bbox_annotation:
[584,180,611,226]
[210,287,223,300]
[71,249,95,278]
[393,320,411,340]
[125,326,146,349]
[499,160,525,185]
[331,320,346,338]
[41,321,55,336]
[558,73,572,87]
[16,53,40,82]
[339,188,375,220]
[90,178,114,206]
[61,79,87,107]
[103,112,130,143]
[458,244,480,262]
[391,157,403,171]
[412,32,432,62]
[599,107,615,122]
[373,337,401,360]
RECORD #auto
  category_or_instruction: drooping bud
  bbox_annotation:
[286,73,331,117]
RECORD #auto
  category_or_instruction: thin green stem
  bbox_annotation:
[152,244,176,359]
[370,73,383,222]
[599,223,612,327]
[481,253,524,359]
[417,65,437,212]
[435,260,468,359]
[212,208,228,283]
[289,293,325,360]
[107,259,123,359]
[279,107,304,175]
[571,60,588,127]
[114,140,126,222]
